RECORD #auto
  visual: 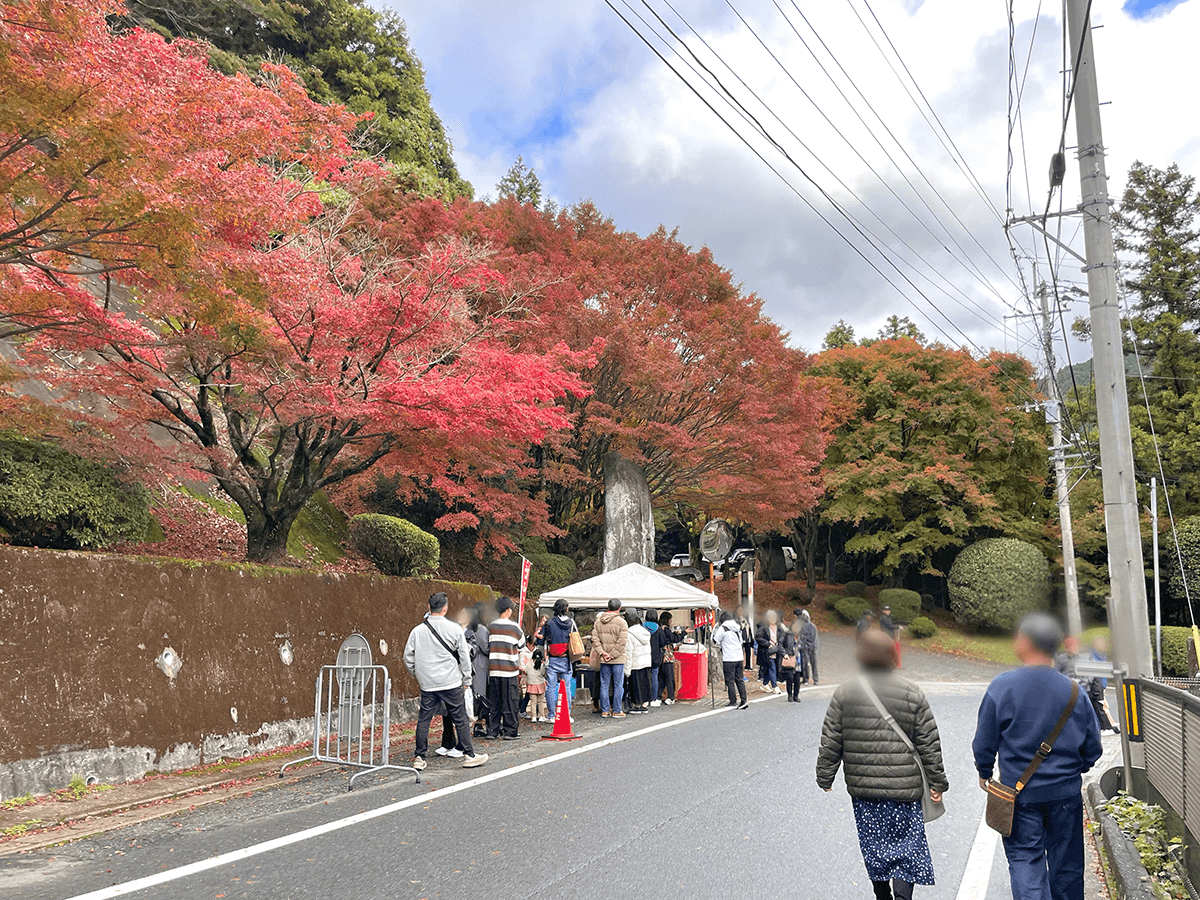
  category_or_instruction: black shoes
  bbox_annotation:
[738,702,749,710]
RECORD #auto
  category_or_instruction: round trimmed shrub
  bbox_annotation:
[823,593,841,611]
[844,581,868,598]
[835,596,872,624]
[785,586,812,606]
[508,537,576,600]
[948,538,1050,630]
[878,588,921,623]
[908,616,938,639]
[349,514,439,577]
[0,434,152,549]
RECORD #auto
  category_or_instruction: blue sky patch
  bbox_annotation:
[1124,0,1187,18]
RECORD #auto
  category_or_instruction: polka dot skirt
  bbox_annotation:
[851,798,936,885]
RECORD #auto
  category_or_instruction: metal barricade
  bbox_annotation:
[281,664,418,790]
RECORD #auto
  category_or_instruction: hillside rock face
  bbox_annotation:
[602,451,654,572]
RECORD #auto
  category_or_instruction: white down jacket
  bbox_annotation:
[625,623,652,673]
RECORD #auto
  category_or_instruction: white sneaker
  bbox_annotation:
[664,699,675,705]
[446,748,464,759]
[462,753,488,768]
[412,757,427,771]
[434,746,450,756]
[650,700,662,707]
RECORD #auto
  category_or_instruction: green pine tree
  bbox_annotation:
[1115,162,1200,515]
[496,156,544,208]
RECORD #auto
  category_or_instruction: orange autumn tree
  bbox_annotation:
[3,2,586,563]
[0,0,354,343]
[808,338,1049,583]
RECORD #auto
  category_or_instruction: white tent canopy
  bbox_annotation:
[537,562,718,612]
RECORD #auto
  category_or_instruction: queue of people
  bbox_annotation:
[405,593,699,765]
[405,591,1106,900]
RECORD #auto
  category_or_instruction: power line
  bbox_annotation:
[758,0,1021,313]
[772,0,1027,303]
[851,0,1017,238]
[603,0,1046,411]
[647,0,1009,331]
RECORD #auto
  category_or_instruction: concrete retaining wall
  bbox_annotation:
[0,546,493,797]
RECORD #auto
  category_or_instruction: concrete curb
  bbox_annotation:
[1085,781,1158,900]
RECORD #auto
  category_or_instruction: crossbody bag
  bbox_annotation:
[983,680,1079,836]
[860,677,945,823]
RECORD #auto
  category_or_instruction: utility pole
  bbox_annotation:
[1151,478,1161,678]
[1037,283,1082,638]
[1064,0,1154,707]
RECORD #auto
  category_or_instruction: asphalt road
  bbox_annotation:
[2,639,1117,900]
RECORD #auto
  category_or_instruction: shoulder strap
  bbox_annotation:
[1016,681,1079,792]
[424,619,460,661]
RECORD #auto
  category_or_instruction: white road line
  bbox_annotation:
[955,803,1000,900]
[63,701,748,900]
[62,679,989,900]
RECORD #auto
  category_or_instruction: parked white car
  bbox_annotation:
[670,553,691,568]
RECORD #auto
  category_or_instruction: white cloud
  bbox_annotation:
[394,0,1200,357]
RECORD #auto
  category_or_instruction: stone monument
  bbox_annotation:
[602,451,654,571]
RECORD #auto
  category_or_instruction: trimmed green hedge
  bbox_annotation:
[835,595,872,624]
[844,581,868,598]
[878,588,921,623]
[510,537,576,600]
[0,434,152,549]
[908,616,938,638]
[1154,626,1194,678]
[1167,516,1200,607]
[349,514,439,577]
[949,538,1050,630]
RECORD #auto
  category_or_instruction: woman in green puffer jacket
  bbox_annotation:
[816,630,949,900]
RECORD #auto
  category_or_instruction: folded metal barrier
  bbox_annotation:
[281,664,418,790]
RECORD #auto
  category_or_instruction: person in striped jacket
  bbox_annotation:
[486,596,526,740]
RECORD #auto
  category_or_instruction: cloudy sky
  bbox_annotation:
[392,0,1198,364]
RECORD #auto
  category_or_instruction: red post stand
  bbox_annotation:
[677,648,709,700]
[541,680,582,742]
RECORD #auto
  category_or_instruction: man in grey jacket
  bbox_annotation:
[404,593,488,771]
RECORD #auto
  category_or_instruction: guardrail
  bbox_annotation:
[280,664,418,790]
[1141,679,1200,843]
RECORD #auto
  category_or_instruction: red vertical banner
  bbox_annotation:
[518,556,532,626]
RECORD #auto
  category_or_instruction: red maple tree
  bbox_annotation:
[399,197,828,553]
[6,3,587,563]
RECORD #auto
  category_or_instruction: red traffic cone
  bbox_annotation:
[541,679,582,742]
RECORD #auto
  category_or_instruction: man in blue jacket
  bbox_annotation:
[972,612,1103,900]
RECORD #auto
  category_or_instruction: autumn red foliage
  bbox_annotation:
[2,1,587,563]
[387,197,828,553]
